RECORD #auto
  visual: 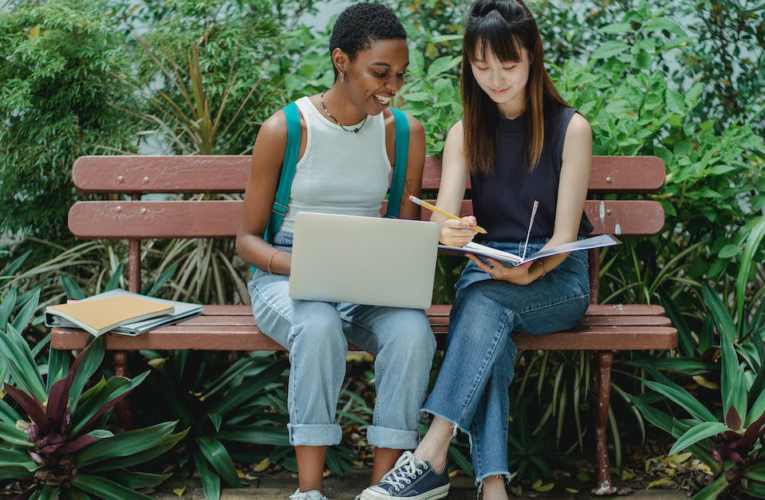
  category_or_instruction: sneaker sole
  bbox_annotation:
[361,484,449,500]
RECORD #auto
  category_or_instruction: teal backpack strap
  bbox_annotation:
[264,102,301,244]
[385,108,410,218]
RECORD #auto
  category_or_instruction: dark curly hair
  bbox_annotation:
[329,3,407,79]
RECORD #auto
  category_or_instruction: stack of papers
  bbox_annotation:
[46,289,203,337]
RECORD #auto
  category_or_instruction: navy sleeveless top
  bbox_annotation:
[471,104,593,242]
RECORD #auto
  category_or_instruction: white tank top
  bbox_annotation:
[279,96,392,234]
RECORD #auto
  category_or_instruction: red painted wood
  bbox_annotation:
[199,303,666,317]
[51,324,677,351]
[73,155,665,194]
[68,199,664,239]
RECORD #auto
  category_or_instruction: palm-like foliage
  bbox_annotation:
[0,322,187,499]
[631,216,765,499]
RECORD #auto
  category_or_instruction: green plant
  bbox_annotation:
[630,216,765,498]
[0,0,141,246]
[135,350,364,499]
[0,324,186,499]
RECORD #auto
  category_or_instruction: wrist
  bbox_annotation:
[533,259,547,280]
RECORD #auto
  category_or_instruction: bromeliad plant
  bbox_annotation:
[0,327,187,499]
[630,216,765,499]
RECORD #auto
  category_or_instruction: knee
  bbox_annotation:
[289,304,346,354]
[379,311,436,363]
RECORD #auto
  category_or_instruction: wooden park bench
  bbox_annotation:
[51,155,677,496]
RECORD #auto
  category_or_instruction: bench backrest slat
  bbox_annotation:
[68,199,664,239]
[73,155,665,194]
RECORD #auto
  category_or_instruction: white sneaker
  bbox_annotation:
[289,488,329,500]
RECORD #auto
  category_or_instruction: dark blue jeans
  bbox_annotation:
[422,239,590,484]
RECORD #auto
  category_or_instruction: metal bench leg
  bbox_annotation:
[113,351,135,431]
[591,351,617,496]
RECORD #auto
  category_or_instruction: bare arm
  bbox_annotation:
[397,115,426,220]
[235,111,293,275]
[431,121,478,246]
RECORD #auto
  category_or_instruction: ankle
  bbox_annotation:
[480,476,508,500]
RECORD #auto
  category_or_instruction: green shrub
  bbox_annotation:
[0,0,141,244]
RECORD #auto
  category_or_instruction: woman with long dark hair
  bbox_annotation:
[360,1,593,498]
[236,4,435,499]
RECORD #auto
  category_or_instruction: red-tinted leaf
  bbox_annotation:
[69,338,97,378]
[3,383,49,433]
[46,372,74,425]
[711,447,724,464]
[724,430,739,441]
[730,450,744,463]
[726,406,742,431]
[739,412,765,452]
[58,433,103,454]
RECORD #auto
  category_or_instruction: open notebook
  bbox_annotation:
[439,200,621,264]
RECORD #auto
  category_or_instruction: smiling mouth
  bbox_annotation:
[374,95,392,105]
[491,88,509,94]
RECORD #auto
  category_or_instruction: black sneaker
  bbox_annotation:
[359,451,450,500]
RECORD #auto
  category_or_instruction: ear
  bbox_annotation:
[331,47,350,74]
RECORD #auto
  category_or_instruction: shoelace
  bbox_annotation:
[289,489,325,500]
[378,451,426,491]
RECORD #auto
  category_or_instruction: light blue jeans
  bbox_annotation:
[422,238,590,484]
[248,231,436,449]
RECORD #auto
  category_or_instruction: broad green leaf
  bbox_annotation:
[0,421,35,447]
[47,347,72,391]
[737,216,765,331]
[666,89,685,115]
[194,451,221,500]
[210,358,287,416]
[718,244,740,259]
[643,18,683,33]
[592,41,629,60]
[108,470,172,489]
[427,55,462,78]
[703,284,737,341]
[39,486,59,500]
[0,448,38,471]
[720,332,740,420]
[195,436,242,488]
[1,250,31,277]
[0,397,23,424]
[216,425,290,446]
[668,422,730,456]
[72,473,154,500]
[105,262,125,292]
[692,473,730,500]
[0,466,35,480]
[86,428,189,472]
[74,421,177,467]
[0,288,17,333]
[60,276,86,301]
[72,371,149,435]
[599,22,634,34]
[642,379,716,422]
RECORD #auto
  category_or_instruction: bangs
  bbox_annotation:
[464,11,523,64]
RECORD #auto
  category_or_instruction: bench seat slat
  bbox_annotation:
[51,324,677,351]
[68,200,664,239]
[73,156,665,194]
[200,304,666,317]
[177,314,670,328]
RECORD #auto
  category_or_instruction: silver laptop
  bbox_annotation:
[289,212,440,309]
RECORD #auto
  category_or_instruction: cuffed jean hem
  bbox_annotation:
[475,471,512,489]
[420,408,473,447]
[288,423,343,446]
[367,425,420,450]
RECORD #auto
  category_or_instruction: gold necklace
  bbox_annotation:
[320,91,368,133]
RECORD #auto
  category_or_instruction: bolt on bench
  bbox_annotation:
[52,155,677,495]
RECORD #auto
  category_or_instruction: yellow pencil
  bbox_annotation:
[409,195,488,234]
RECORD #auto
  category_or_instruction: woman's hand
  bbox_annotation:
[468,255,535,286]
[440,216,479,247]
